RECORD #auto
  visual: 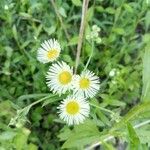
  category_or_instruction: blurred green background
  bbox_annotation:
[0,0,150,149]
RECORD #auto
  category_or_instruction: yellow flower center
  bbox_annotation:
[66,101,79,115]
[47,49,58,59]
[79,77,90,89]
[58,71,72,85]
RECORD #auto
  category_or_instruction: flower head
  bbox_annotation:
[73,70,100,98]
[37,39,61,63]
[57,95,90,125]
[46,61,73,95]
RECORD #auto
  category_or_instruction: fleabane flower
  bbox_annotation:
[37,39,61,63]
[57,95,90,125]
[46,61,73,95]
[73,70,100,98]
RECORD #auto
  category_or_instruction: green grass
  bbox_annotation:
[0,0,150,149]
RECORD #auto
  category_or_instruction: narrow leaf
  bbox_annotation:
[142,42,150,101]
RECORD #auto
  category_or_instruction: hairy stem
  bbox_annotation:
[75,0,89,73]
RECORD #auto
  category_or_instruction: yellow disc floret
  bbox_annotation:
[47,49,58,59]
[79,77,90,89]
[59,71,72,85]
[66,101,79,115]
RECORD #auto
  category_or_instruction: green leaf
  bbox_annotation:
[62,120,100,149]
[58,7,67,18]
[111,102,150,131]
[112,27,125,35]
[71,0,82,6]
[86,6,94,22]
[123,4,133,13]
[28,143,38,150]
[17,93,50,101]
[13,128,30,150]
[102,142,116,150]
[142,41,150,101]
[105,7,116,14]
[145,11,150,31]
[95,6,104,13]
[67,36,79,46]
[43,26,56,35]
[0,131,16,141]
[136,128,150,147]
[12,25,18,41]
[127,123,140,150]
[0,100,15,117]
[42,95,62,107]
[58,127,72,141]
[19,12,32,19]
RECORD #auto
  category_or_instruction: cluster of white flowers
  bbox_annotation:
[86,25,102,44]
[37,38,100,125]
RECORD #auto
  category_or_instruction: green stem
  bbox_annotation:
[18,95,56,116]
[84,40,94,71]
[90,102,115,115]
[9,95,58,126]
[86,102,150,150]
[111,101,150,131]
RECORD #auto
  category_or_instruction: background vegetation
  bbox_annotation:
[0,0,150,149]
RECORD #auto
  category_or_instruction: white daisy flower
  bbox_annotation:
[57,95,90,125]
[46,61,73,95]
[73,70,100,98]
[37,38,61,63]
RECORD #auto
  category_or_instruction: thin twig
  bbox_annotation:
[75,0,89,73]
[85,120,150,150]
